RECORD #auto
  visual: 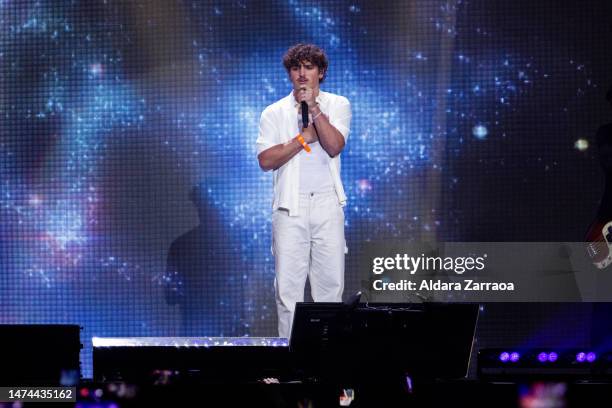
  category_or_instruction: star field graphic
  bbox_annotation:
[1,0,611,377]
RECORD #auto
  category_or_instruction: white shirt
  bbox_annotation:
[294,106,334,194]
[298,140,334,194]
[257,90,351,216]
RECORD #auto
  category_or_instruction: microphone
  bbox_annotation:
[301,101,309,129]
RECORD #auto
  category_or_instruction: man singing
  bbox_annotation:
[256,43,352,338]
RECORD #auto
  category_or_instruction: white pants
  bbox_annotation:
[273,191,345,338]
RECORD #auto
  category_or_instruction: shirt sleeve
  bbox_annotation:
[329,96,352,141]
[256,108,280,156]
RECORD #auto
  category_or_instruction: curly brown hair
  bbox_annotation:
[282,43,329,83]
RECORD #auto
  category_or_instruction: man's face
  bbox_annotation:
[289,60,324,91]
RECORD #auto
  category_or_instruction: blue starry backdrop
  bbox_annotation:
[1,0,611,377]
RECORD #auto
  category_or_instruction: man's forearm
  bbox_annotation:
[311,105,345,157]
[258,138,303,171]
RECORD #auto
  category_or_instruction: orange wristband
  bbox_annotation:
[296,134,311,153]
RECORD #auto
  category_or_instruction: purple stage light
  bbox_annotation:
[548,352,558,362]
[499,352,510,362]
[510,352,520,362]
[586,352,597,363]
[576,352,586,362]
[537,352,548,362]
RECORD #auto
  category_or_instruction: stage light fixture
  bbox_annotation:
[510,352,520,362]
[499,352,510,362]
[587,352,597,363]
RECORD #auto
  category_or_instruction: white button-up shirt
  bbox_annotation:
[256,90,352,216]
